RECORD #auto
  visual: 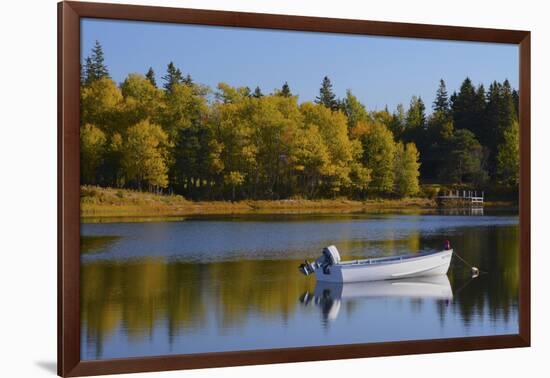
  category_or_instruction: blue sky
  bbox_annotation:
[81,18,518,112]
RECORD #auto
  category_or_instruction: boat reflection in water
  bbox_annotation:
[300,275,453,322]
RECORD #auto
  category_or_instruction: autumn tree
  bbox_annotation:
[80,77,123,131]
[352,120,396,193]
[122,120,170,189]
[120,73,163,126]
[393,142,420,197]
[341,90,369,129]
[496,119,519,185]
[80,124,107,184]
[300,102,358,195]
[161,82,208,142]
[290,124,331,197]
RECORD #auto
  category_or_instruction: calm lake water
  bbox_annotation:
[80,211,519,360]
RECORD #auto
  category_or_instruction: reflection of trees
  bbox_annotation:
[208,260,314,327]
[437,225,519,324]
[81,258,315,357]
[81,259,207,358]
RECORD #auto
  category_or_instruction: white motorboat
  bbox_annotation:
[299,245,453,283]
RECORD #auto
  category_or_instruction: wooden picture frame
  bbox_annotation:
[58,1,531,376]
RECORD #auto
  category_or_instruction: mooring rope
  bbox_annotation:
[452,250,487,275]
[453,251,473,268]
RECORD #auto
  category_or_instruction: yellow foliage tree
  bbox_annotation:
[122,120,170,189]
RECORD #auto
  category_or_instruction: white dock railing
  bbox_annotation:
[437,190,484,206]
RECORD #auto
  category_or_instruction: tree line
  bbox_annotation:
[80,41,519,201]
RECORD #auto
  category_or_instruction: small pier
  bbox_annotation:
[437,190,484,208]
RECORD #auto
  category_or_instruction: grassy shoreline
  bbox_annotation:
[81,186,437,218]
[80,186,516,221]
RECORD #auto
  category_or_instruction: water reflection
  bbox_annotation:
[80,214,519,360]
[300,276,453,323]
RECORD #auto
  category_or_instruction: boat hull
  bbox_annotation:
[314,249,453,283]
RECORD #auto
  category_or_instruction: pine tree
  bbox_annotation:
[162,62,184,93]
[315,76,338,111]
[280,82,292,97]
[451,77,476,130]
[89,41,109,83]
[182,74,194,86]
[512,88,520,116]
[483,80,516,178]
[403,96,427,161]
[405,96,426,131]
[433,79,450,116]
[81,56,93,85]
[242,86,252,97]
[145,67,157,87]
[389,103,406,139]
[82,41,109,85]
[252,86,263,98]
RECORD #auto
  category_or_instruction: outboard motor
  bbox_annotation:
[322,245,341,265]
[299,245,341,276]
[298,259,316,276]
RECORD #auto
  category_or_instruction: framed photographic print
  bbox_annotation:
[58,1,530,376]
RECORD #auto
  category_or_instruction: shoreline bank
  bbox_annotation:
[80,186,516,222]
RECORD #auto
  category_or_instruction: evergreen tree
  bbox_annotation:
[433,79,450,116]
[501,80,517,129]
[89,41,109,84]
[81,56,93,85]
[241,86,252,98]
[483,80,517,179]
[252,86,263,98]
[315,76,339,111]
[451,78,485,135]
[182,74,194,86]
[145,67,157,87]
[82,41,109,85]
[440,129,487,184]
[406,96,426,129]
[280,82,292,97]
[422,112,454,181]
[403,96,426,147]
[162,62,184,93]
[512,88,520,116]
[389,103,406,140]
[424,80,458,180]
